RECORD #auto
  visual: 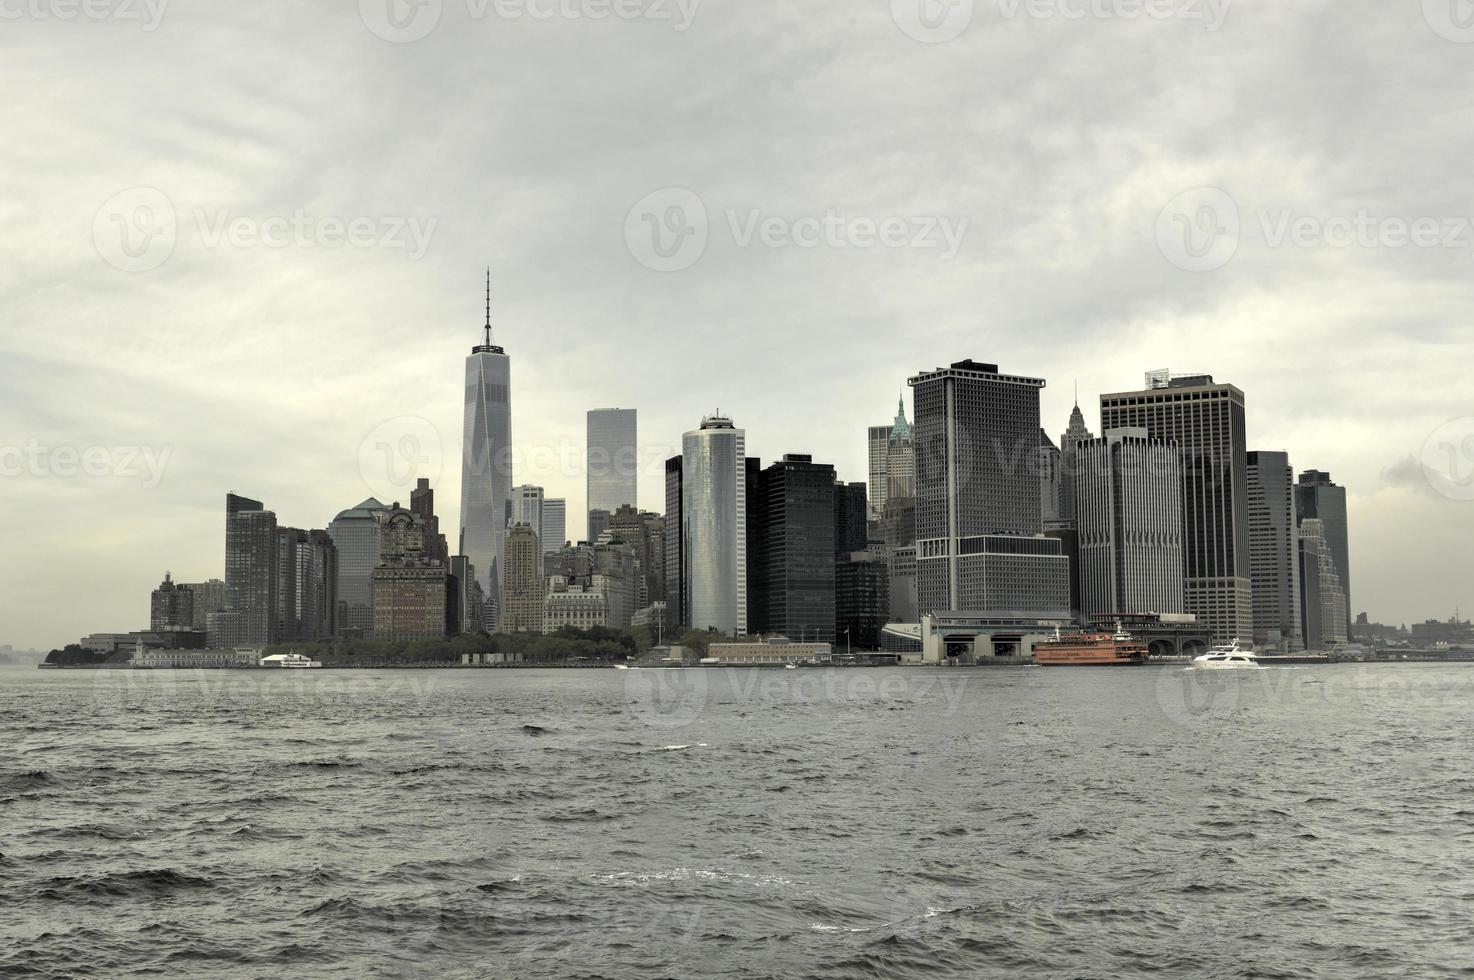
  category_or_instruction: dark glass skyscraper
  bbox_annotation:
[750,455,837,643]
[1248,451,1302,650]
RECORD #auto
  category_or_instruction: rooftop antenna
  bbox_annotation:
[484,267,494,347]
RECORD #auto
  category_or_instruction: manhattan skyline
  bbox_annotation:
[5,4,1474,649]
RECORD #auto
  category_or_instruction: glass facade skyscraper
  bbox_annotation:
[681,416,746,635]
[587,408,637,540]
[225,493,278,645]
[1295,470,1350,637]
[461,278,513,628]
[328,497,387,638]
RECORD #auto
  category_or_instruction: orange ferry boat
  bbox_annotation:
[1033,622,1148,666]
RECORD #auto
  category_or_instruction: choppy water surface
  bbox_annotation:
[2,663,1472,979]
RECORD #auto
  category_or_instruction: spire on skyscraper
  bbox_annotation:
[474,267,504,355]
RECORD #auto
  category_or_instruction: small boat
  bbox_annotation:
[1034,622,1147,666]
[259,652,322,669]
[784,663,798,670]
[613,663,631,670]
[1190,641,1261,669]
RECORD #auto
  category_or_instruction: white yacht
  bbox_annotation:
[1190,640,1261,669]
[259,652,323,669]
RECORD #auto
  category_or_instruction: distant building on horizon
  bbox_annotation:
[1248,451,1302,651]
[513,485,545,551]
[1100,371,1253,644]
[587,408,637,541]
[867,395,914,521]
[541,498,567,556]
[180,578,225,631]
[372,506,447,643]
[461,271,513,631]
[150,572,194,631]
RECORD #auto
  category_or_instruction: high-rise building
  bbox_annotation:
[328,497,389,639]
[750,455,837,642]
[608,505,666,608]
[1100,371,1253,644]
[1039,429,1062,524]
[373,507,448,643]
[587,509,612,544]
[593,539,638,629]
[1074,429,1185,619]
[501,524,545,633]
[225,493,278,645]
[150,572,194,631]
[513,485,545,550]
[461,271,513,630]
[1057,400,1094,522]
[410,478,449,566]
[867,395,914,521]
[879,495,918,623]
[836,552,889,652]
[664,456,685,628]
[587,408,637,540]
[681,415,747,635]
[1298,518,1348,649]
[448,556,485,635]
[1295,470,1350,639]
[834,481,869,560]
[181,578,226,631]
[541,499,567,556]
[1247,451,1302,651]
[909,360,1070,618]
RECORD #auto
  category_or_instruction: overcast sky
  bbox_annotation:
[4,0,1473,650]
